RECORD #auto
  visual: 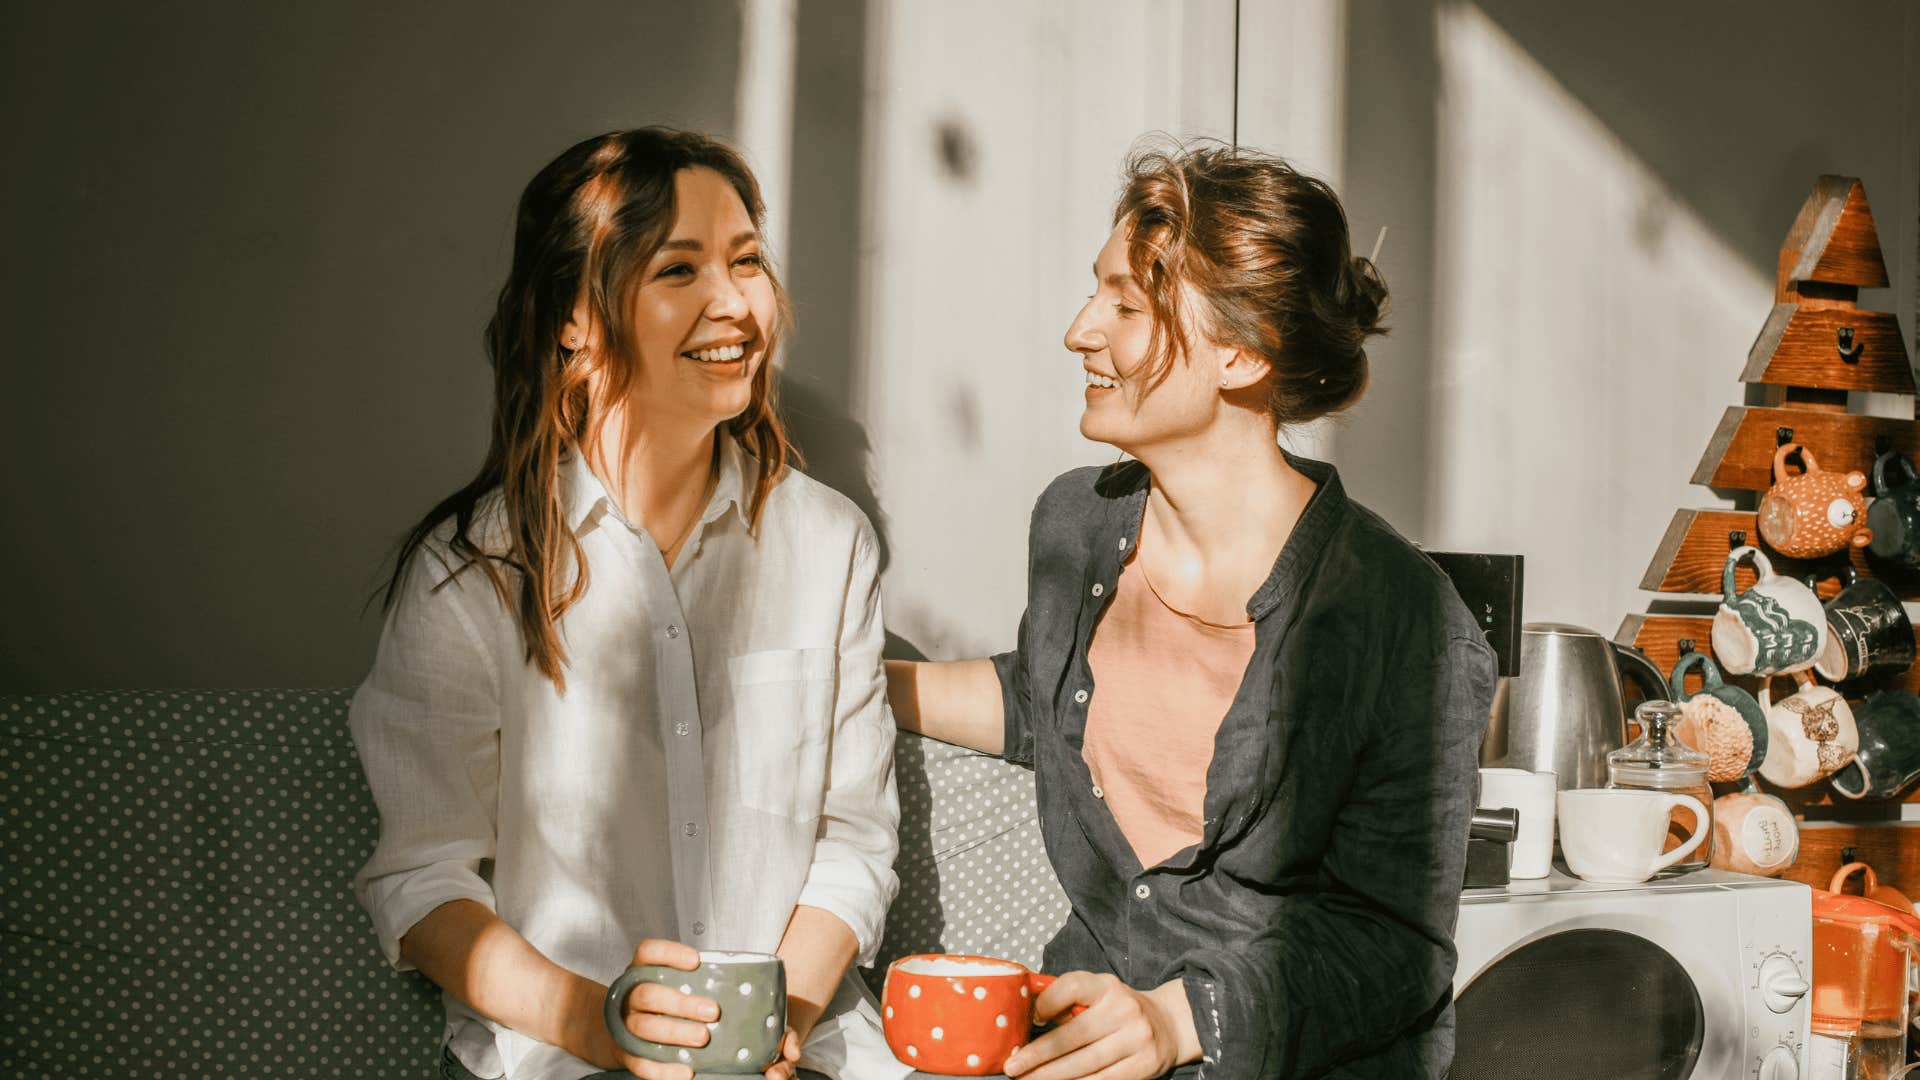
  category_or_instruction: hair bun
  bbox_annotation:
[1341,254,1389,339]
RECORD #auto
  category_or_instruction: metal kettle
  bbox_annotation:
[1483,622,1670,790]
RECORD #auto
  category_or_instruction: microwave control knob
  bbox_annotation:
[1759,954,1810,1014]
[1758,1045,1797,1080]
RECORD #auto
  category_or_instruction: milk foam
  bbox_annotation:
[896,957,1020,977]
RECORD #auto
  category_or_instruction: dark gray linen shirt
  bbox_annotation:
[991,455,1496,1079]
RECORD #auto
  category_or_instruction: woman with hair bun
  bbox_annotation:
[889,142,1495,1079]
[350,128,906,1080]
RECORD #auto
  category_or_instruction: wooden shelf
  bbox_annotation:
[1638,508,1920,600]
[1779,821,1920,895]
[1690,406,1920,491]
[1742,304,1912,394]
[1784,176,1891,289]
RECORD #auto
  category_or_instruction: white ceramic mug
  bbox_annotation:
[1757,675,1859,789]
[1477,767,1557,879]
[1556,788,1709,884]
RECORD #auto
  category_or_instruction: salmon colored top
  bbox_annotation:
[1084,554,1257,869]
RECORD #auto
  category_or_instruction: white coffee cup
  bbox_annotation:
[1478,767,1557,879]
[1556,788,1709,884]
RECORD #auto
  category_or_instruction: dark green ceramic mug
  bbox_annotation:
[604,950,786,1074]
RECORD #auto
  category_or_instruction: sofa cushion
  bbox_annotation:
[0,690,1066,1077]
[1,690,442,1077]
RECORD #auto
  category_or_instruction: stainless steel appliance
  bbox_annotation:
[1482,622,1670,790]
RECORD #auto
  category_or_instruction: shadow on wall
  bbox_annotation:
[1334,0,1443,540]
[1469,0,1907,283]
[781,0,948,948]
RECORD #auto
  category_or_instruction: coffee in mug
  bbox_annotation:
[604,950,786,1074]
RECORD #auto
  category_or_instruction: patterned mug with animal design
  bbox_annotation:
[1711,546,1826,676]
[1758,443,1871,559]
[1757,671,1859,788]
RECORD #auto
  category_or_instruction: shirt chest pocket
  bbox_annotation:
[726,647,837,821]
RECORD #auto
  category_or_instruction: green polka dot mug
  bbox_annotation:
[604,950,786,1073]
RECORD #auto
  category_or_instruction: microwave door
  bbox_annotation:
[1452,889,1755,1079]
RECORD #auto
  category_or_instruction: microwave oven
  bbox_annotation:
[1451,869,1812,1079]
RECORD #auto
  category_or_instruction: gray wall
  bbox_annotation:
[1,3,740,691]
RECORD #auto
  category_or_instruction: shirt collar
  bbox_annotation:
[1107,448,1349,623]
[560,435,751,537]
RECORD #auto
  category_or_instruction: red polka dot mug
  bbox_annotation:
[880,953,1084,1075]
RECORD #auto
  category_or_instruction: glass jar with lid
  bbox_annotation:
[1608,699,1714,872]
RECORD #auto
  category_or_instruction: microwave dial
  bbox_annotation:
[1756,1044,1798,1080]
[1757,953,1810,1014]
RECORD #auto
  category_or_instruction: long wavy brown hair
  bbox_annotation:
[383,128,797,692]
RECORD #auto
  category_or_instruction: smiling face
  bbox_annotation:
[580,166,777,433]
[1064,223,1233,454]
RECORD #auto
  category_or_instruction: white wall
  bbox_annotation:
[856,0,1238,660]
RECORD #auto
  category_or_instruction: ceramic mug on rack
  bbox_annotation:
[1867,449,1920,568]
[1758,442,1872,559]
[1757,672,1860,789]
[1709,791,1799,877]
[1667,651,1769,782]
[1808,565,1916,682]
[1829,689,1920,801]
[1711,546,1826,676]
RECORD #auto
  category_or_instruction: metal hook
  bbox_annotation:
[1678,638,1696,656]
[1837,326,1863,362]
[1775,426,1794,447]
[1730,529,1746,549]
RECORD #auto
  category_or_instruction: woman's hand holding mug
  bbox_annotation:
[1003,974,1196,1080]
[603,941,793,1079]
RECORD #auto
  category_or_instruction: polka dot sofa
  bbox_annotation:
[0,690,1068,1077]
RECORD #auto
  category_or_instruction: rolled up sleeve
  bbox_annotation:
[349,547,503,971]
[1179,633,1495,1078]
[795,522,901,967]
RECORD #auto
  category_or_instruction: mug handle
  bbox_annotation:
[1667,651,1707,699]
[604,965,686,1059]
[1024,972,1089,1020]
[1724,545,1766,600]
[1873,450,1920,496]
[1773,442,1805,484]
[1830,860,1878,896]
[1647,793,1710,875]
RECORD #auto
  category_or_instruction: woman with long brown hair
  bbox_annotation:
[888,142,1496,1079]
[350,128,905,1080]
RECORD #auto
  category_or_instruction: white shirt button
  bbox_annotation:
[674,721,691,737]
[1091,583,1105,597]
[1073,689,1089,704]
[1092,784,1105,799]
[1134,884,1151,900]
[683,822,699,837]
[692,921,706,935]
[1118,537,1128,550]
[666,624,681,639]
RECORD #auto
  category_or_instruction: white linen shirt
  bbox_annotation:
[350,438,909,1080]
